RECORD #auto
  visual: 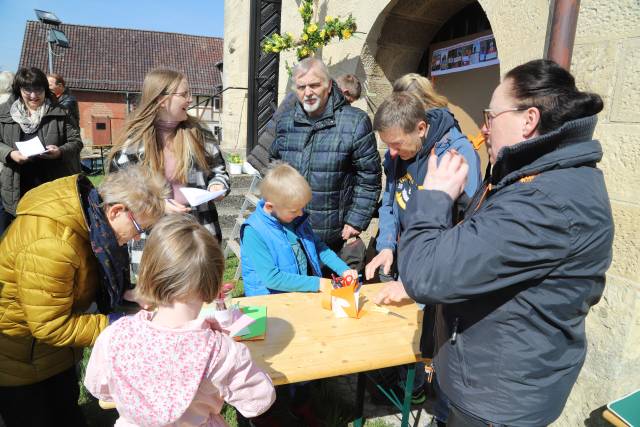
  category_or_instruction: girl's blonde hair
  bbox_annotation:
[109,68,209,183]
[260,162,312,207]
[392,73,449,109]
[98,164,168,224]
[135,214,225,305]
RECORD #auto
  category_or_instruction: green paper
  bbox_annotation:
[608,389,640,426]
[239,305,267,339]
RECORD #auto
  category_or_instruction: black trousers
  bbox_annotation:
[0,367,87,427]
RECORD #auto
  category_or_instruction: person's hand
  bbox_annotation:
[123,289,153,310]
[365,248,394,280]
[424,149,469,201]
[9,150,29,164]
[373,280,411,305]
[165,198,191,214]
[39,145,62,159]
[320,278,332,309]
[319,278,332,293]
[342,269,358,283]
[342,224,360,240]
[208,183,226,201]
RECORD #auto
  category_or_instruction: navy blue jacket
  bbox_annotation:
[270,85,382,246]
[399,115,614,426]
[376,108,481,253]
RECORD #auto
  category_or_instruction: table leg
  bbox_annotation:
[353,372,366,427]
[401,364,416,427]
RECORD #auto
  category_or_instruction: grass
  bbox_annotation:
[78,252,395,427]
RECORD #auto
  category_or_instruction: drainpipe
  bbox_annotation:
[545,0,581,70]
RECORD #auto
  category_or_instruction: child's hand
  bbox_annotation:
[320,278,332,310]
[342,269,358,282]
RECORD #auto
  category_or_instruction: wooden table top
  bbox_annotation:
[232,283,423,386]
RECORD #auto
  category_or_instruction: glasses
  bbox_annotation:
[127,211,146,236]
[164,90,192,99]
[20,87,45,95]
[483,107,528,130]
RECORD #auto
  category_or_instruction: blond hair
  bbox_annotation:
[135,214,225,305]
[374,92,426,133]
[98,164,168,224]
[260,162,312,207]
[109,68,210,183]
[392,73,448,109]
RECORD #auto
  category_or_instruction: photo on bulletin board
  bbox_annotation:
[430,33,499,76]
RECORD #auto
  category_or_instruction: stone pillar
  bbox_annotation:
[221,0,250,153]
[554,1,640,425]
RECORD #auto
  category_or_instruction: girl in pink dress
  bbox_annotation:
[84,214,275,426]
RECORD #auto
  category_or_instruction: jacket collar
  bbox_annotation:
[490,115,601,188]
[255,199,310,230]
[0,99,68,123]
[293,80,347,130]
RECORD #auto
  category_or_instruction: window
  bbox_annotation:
[213,97,221,111]
[96,123,106,130]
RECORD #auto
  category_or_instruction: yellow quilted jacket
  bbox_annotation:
[0,174,108,386]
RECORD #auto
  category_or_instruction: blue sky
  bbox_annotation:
[0,0,224,71]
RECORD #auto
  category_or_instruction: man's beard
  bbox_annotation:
[302,95,322,114]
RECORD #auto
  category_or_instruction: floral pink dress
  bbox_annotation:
[84,310,275,426]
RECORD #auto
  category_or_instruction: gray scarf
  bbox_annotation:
[10,99,51,134]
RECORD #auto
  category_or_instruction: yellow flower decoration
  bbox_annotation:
[320,29,326,39]
[307,23,318,33]
[302,33,309,41]
[325,16,334,23]
[298,6,304,13]
[342,29,352,39]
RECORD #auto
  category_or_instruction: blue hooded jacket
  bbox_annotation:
[376,108,481,253]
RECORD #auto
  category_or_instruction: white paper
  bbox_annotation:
[179,187,225,206]
[16,136,48,157]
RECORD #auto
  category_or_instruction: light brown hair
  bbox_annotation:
[392,73,448,109]
[260,162,312,207]
[373,91,426,134]
[108,68,210,183]
[135,214,225,305]
[336,74,362,101]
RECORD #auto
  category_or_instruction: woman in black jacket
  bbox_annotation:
[0,67,82,233]
[375,59,614,426]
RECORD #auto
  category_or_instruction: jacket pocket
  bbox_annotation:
[455,330,471,387]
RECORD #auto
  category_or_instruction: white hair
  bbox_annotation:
[0,71,14,104]
[292,58,330,83]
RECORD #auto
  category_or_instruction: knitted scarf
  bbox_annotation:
[10,98,51,134]
[85,185,131,313]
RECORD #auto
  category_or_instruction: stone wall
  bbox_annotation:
[222,1,640,424]
[220,0,250,154]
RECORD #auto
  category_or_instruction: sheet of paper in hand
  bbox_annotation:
[16,136,49,157]
[179,187,226,206]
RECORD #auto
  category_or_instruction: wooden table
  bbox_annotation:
[602,409,628,427]
[234,283,424,426]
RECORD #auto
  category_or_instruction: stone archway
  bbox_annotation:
[361,0,498,168]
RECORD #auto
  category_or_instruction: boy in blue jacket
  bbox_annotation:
[241,162,357,297]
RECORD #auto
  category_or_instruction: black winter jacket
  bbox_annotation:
[270,85,381,245]
[0,100,83,215]
[399,115,614,426]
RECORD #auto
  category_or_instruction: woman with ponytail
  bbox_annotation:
[109,69,230,278]
[375,59,614,426]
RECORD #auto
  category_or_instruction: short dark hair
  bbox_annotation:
[373,91,426,134]
[47,72,65,87]
[12,67,56,102]
[505,59,603,135]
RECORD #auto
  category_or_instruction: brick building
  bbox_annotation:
[19,21,223,146]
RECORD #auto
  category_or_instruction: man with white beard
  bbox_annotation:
[270,58,381,267]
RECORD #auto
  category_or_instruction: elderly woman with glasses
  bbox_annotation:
[0,67,83,235]
[108,68,230,279]
[375,59,614,426]
[0,165,167,426]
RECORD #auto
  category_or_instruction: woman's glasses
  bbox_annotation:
[20,87,45,96]
[482,107,528,130]
[127,211,146,236]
